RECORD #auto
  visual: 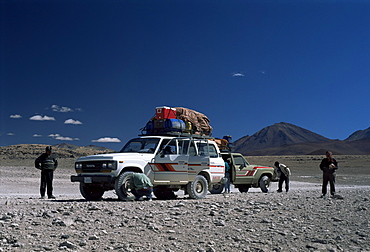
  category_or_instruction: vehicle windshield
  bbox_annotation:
[120,138,160,153]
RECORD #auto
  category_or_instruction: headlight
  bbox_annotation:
[75,163,82,169]
[108,163,113,168]
[102,163,107,168]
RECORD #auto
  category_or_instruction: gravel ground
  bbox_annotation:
[1,156,369,251]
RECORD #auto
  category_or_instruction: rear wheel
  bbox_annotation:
[114,171,134,200]
[209,184,224,194]
[187,175,208,199]
[259,175,271,193]
[79,183,104,201]
[238,185,251,193]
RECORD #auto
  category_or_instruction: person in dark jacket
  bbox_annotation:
[35,146,58,199]
[319,151,338,198]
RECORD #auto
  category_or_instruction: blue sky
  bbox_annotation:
[1,0,369,151]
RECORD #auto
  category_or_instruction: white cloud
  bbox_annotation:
[232,72,245,77]
[33,134,42,137]
[48,133,61,138]
[10,114,22,119]
[64,119,83,125]
[48,133,79,141]
[30,115,55,121]
[7,133,15,136]
[51,105,73,113]
[92,137,121,143]
[56,136,74,141]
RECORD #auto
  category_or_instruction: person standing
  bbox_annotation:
[223,158,231,193]
[319,151,338,198]
[274,161,291,192]
[35,146,58,199]
[129,173,153,201]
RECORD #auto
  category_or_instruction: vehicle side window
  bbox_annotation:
[233,156,247,169]
[196,142,209,156]
[189,141,197,156]
[178,139,190,155]
[208,145,218,158]
[165,141,177,154]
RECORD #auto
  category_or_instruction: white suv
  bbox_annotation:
[71,136,225,201]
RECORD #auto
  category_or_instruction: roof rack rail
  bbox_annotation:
[139,131,213,139]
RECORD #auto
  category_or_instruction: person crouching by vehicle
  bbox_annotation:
[274,161,291,193]
[319,151,338,198]
[35,146,58,199]
[129,173,153,201]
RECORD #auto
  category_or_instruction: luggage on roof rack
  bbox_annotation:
[143,106,213,137]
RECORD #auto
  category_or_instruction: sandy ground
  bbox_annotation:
[0,156,369,251]
[1,155,369,198]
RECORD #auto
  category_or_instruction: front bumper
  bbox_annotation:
[71,175,115,183]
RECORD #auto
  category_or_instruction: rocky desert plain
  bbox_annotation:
[0,145,369,251]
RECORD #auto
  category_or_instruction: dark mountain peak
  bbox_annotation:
[234,122,330,155]
[345,127,370,141]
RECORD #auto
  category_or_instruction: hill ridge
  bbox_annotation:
[234,122,370,155]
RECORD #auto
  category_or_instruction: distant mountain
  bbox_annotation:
[345,127,370,141]
[0,144,114,160]
[245,138,370,156]
[233,123,370,155]
[53,143,113,152]
[234,122,330,155]
[85,145,114,151]
[53,143,80,150]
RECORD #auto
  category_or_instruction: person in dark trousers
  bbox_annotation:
[35,146,58,199]
[274,161,291,192]
[319,151,338,198]
[223,158,231,193]
[129,173,153,201]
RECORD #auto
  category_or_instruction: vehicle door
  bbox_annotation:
[232,155,255,184]
[149,138,190,184]
[187,139,211,181]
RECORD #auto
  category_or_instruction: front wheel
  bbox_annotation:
[187,175,208,199]
[114,171,134,200]
[259,175,271,193]
[79,183,104,201]
[209,184,224,194]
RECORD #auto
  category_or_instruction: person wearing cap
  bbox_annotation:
[35,146,58,199]
[319,151,338,198]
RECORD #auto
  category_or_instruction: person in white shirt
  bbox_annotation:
[274,161,291,192]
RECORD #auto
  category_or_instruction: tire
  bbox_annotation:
[114,171,134,200]
[187,175,208,199]
[259,175,271,193]
[79,183,104,201]
[153,186,177,200]
[209,184,224,194]
[238,185,251,193]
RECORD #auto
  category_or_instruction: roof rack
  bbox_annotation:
[139,131,214,139]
